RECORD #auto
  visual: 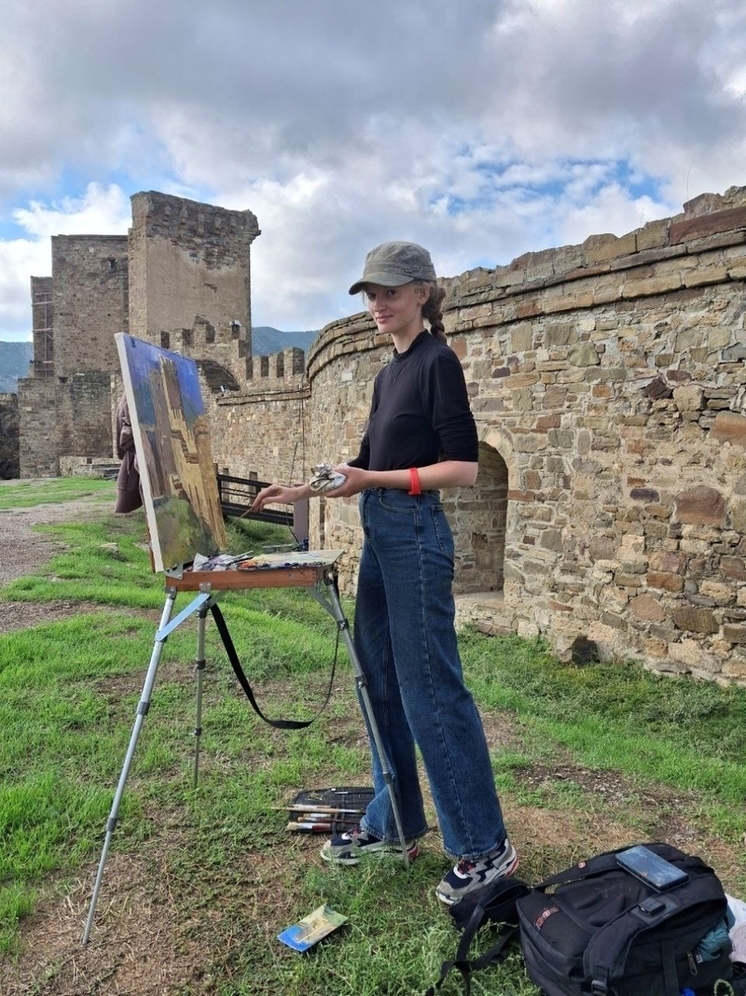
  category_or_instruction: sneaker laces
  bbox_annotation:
[339,826,363,842]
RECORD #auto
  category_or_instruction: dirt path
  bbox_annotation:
[0,491,115,632]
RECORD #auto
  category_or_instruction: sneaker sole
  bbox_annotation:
[436,848,520,905]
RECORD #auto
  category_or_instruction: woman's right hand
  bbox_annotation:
[250,483,305,512]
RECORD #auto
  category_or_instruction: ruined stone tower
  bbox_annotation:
[128,191,259,386]
[19,192,260,477]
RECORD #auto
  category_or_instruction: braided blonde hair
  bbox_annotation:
[420,282,447,343]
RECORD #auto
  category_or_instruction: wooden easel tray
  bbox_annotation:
[164,550,345,592]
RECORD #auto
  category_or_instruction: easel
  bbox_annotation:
[81,551,409,944]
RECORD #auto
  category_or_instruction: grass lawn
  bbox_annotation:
[0,478,744,996]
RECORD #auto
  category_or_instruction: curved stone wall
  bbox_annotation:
[299,186,746,684]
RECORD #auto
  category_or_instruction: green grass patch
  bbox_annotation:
[0,476,115,510]
[0,480,744,993]
[461,629,746,815]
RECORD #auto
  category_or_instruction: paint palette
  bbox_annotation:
[277,905,348,952]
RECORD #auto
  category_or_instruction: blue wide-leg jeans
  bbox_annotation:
[355,488,507,861]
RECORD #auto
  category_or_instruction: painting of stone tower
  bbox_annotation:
[116,333,227,572]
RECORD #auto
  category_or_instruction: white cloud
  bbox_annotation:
[12,183,131,239]
[0,184,131,339]
[1,0,746,337]
[0,239,50,340]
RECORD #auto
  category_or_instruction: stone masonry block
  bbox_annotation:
[674,486,727,526]
[630,593,667,623]
[646,572,684,592]
[635,219,670,250]
[544,291,595,313]
[698,580,735,604]
[568,342,600,367]
[673,385,703,412]
[668,639,720,673]
[622,274,683,298]
[711,411,746,448]
[684,266,729,288]
[672,606,719,634]
[721,557,746,581]
[583,231,638,264]
[729,499,746,533]
[722,624,746,643]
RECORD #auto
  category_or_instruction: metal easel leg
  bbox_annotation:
[192,600,209,789]
[309,572,410,867]
[82,588,178,943]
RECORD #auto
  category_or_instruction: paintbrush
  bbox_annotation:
[287,821,333,832]
[273,804,366,815]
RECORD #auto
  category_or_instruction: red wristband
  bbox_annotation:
[408,468,421,496]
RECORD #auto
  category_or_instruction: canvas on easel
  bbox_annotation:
[116,333,227,572]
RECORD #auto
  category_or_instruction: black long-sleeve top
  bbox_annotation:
[348,331,478,472]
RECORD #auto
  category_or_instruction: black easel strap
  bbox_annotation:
[210,602,337,730]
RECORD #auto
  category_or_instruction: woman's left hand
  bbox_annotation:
[324,464,370,498]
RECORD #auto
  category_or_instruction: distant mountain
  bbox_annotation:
[252,326,318,356]
[0,341,33,394]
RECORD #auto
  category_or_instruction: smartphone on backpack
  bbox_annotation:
[616,845,690,891]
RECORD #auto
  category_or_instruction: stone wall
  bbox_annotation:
[18,372,115,478]
[18,378,58,478]
[211,347,309,483]
[51,235,129,378]
[58,371,116,459]
[266,185,746,685]
[19,237,130,475]
[59,456,121,478]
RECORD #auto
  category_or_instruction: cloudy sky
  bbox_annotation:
[1,0,745,342]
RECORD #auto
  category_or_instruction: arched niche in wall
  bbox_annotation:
[445,436,511,596]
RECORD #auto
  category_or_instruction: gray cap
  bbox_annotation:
[348,241,437,294]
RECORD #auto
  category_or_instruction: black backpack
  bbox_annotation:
[428,842,739,996]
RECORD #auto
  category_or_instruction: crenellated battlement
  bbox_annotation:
[131,191,260,269]
[248,345,306,382]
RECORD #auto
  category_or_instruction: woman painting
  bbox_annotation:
[251,241,516,905]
